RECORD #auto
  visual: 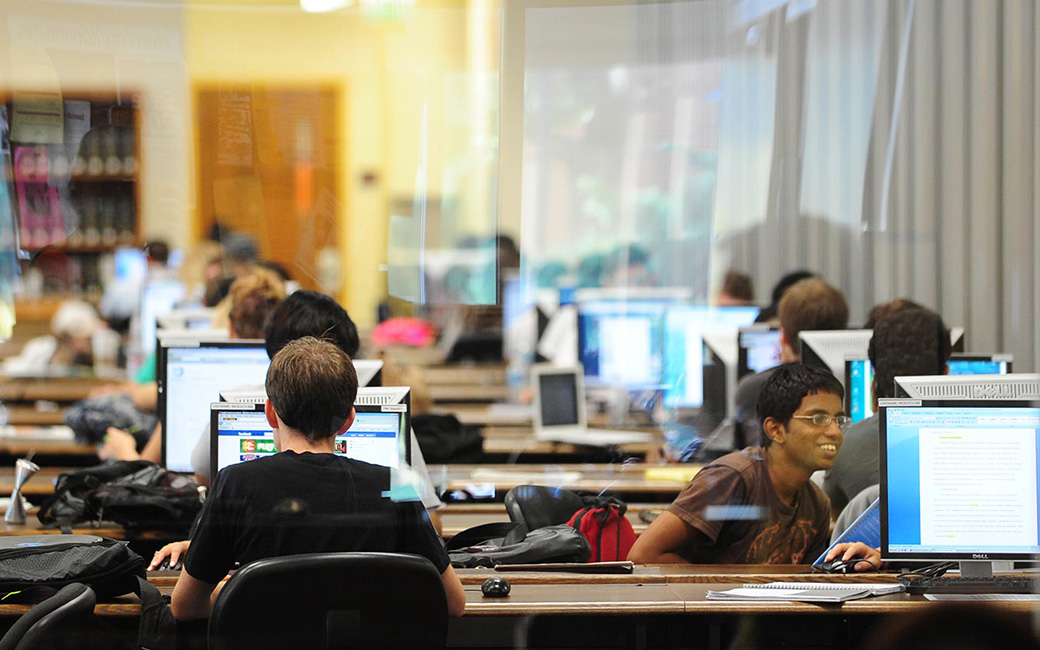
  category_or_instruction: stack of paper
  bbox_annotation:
[707,582,904,603]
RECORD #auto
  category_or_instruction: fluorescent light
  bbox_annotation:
[301,0,349,13]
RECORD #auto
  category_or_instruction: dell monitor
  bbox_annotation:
[160,341,270,473]
[880,400,1040,576]
[798,330,873,383]
[893,374,1040,401]
[662,306,760,408]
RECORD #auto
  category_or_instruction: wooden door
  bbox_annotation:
[195,86,340,289]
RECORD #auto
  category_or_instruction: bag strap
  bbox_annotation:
[134,577,176,650]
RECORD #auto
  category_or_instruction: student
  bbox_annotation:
[732,278,849,448]
[629,363,845,564]
[170,337,465,620]
[97,269,286,463]
[824,307,951,517]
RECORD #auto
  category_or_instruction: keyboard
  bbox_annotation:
[903,576,1038,595]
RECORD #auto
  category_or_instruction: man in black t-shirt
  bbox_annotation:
[170,337,466,620]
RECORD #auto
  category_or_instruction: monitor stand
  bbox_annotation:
[958,561,994,579]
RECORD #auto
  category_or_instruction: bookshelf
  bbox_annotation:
[2,92,140,307]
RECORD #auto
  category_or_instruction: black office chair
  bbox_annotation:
[0,583,96,650]
[504,485,585,531]
[208,552,448,650]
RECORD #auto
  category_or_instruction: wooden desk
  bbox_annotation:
[431,463,700,500]
[0,427,95,457]
[0,467,68,496]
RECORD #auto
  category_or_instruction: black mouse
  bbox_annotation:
[818,558,856,574]
[158,559,183,572]
[481,577,511,598]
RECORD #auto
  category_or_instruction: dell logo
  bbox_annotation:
[972,554,989,559]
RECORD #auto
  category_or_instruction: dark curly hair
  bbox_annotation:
[756,363,844,446]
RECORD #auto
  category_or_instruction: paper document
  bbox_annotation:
[707,582,903,603]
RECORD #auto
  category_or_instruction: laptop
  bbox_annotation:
[530,364,654,447]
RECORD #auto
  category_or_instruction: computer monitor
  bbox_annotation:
[160,341,270,473]
[157,308,215,331]
[893,374,1040,400]
[662,306,760,408]
[114,247,147,284]
[846,353,1016,424]
[947,353,1014,375]
[576,299,669,389]
[354,360,384,387]
[140,279,185,357]
[880,400,1040,574]
[737,326,782,379]
[210,401,410,478]
[845,357,874,424]
[798,330,873,383]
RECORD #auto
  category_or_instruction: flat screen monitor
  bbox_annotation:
[576,299,670,389]
[662,306,759,408]
[845,357,874,424]
[161,341,270,473]
[893,374,1040,401]
[210,401,410,478]
[114,247,147,284]
[157,309,215,331]
[880,400,1040,566]
[947,353,1013,376]
[737,326,782,379]
[140,279,185,357]
[798,330,873,383]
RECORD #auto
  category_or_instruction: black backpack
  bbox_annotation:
[37,462,204,535]
[447,523,590,568]
[0,535,175,650]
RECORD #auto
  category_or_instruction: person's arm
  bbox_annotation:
[824,542,881,572]
[627,511,697,564]
[170,570,219,620]
[140,425,162,463]
[440,565,466,617]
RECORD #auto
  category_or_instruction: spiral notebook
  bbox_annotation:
[707,582,903,603]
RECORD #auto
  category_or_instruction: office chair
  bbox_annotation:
[504,485,585,531]
[208,552,448,650]
[0,583,96,650]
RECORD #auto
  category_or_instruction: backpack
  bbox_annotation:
[37,462,204,535]
[566,497,637,562]
[0,535,175,650]
[412,414,484,463]
[64,394,157,447]
[447,524,590,568]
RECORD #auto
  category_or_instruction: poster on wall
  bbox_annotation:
[13,146,64,248]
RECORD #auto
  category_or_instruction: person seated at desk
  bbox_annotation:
[629,363,846,565]
[170,337,465,620]
[824,306,951,517]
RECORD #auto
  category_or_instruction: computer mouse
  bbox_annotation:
[818,558,856,574]
[481,577,511,598]
[158,559,183,572]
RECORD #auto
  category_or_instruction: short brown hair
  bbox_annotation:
[265,337,358,443]
[721,270,754,301]
[229,269,286,338]
[779,278,849,350]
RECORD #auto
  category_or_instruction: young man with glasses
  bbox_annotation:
[629,363,847,564]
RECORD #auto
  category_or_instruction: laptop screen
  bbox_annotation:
[538,372,581,427]
[162,343,270,473]
[211,403,408,477]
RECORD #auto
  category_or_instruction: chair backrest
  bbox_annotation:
[504,485,585,531]
[0,583,96,650]
[208,552,448,650]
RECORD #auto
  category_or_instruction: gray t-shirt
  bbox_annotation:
[732,365,784,449]
[823,414,880,516]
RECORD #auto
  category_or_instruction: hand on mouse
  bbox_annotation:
[824,542,881,572]
[149,540,190,571]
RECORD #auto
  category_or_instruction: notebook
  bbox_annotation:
[706,582,903,603]
[530,364,654,447]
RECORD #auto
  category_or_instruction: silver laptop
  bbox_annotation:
[531,364,654,446]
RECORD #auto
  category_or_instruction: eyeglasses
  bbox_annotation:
[791,414,853,429]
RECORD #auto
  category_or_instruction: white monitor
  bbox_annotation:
[798,330,874,383]
[892,374,1040,400]
[140,279,185,357]
[157,308,215,331]
[160,341,270,473]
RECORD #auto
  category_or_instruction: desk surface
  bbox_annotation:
[14,568,1038,618]
[431,463,700,498]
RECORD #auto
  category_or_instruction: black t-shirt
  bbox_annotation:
[184,451,449,584]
